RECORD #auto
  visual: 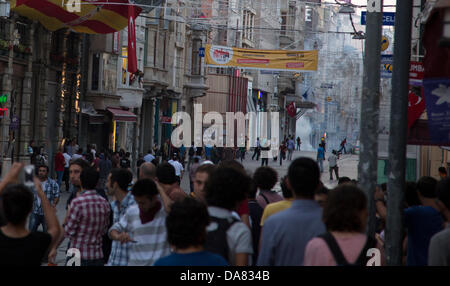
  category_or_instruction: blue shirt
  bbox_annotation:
[317,147,325,159]
[205,146,212,157]
[404,206,444,266]
[154,251,229,266]
[257,199,326,266]
[107,192,136,266]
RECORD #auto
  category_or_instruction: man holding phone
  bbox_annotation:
[0,163,61,266]
[29,165,60,232]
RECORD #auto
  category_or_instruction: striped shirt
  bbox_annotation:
[32,178,60,215]
[106,192,136,266]
[65,190,111,261]
[109,204,171,266]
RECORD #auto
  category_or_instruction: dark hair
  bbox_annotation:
[205,167,251,210]
[69,158,90,170]
[131,179,158,200]
[151,158,159,167]
[77,148,83,154]
[436,178,450,210]
[80,167,99,190]
[248,180,258,199]
[0,184,34,225]
[156,163,177,184]
[323,185,368,232]
[316,185,330,196]
[125,152,130,158]
[438,167,447,174]
[218,160,245,172]
[194,157,200,163]
[280,176,293,199]
[417,176,438,198]
[166,197,210,249]
[380,183,387,192]
[287,158,320,198]
[253,167,278,191]
[338,177,352,185]
[110,168,133,191]
[195,164,216,177]
[37,165,49,173]
[404,181,420,208]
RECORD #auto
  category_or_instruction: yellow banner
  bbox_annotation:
[205,45,318,72]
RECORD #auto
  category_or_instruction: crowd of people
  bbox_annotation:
[0,136,449,267]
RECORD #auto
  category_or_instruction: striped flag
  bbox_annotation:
[11,0,142,34]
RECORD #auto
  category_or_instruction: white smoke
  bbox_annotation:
[296,114,314,151]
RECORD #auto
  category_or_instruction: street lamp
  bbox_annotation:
[0,0,10,18]
[352,31,366,40]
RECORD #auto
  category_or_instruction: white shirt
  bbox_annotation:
[63,153,71,168]
[91,149,96,158]
[168,160,184,176]
[143,153,155,162]
[72,154,83,160]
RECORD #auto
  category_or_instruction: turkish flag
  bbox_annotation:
[127,3,138,74]
[286,102,296,118]
[408,87,425,128]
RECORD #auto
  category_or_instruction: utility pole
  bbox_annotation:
[358,0,383,239]
[386,0,413,266]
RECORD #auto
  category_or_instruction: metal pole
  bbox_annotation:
[386,0,413,266]
[357,0,383,239]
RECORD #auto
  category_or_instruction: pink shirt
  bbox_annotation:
[304,233,384,266]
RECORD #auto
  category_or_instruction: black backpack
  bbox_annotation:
[317,232,377,266]
[205,216,239,263]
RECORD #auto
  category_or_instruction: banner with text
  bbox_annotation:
[205,45,318,72]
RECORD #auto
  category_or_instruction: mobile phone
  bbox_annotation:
[22,165,35,188]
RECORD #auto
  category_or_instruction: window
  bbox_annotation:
[92,53,100,90]
[281,12,287,35]
[243,10,255,42]
[191,39,202,75]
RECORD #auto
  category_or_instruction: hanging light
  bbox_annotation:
[0,0,10,18]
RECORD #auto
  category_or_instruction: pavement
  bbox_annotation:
[49,149,359,266]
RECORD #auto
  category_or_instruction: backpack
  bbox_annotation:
[205,216,239,263]
[317,232,377,266]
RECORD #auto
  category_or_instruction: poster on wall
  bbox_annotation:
[423,78,450,144]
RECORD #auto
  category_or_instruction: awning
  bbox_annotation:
[11,0,142,34]
[107,107,137,122]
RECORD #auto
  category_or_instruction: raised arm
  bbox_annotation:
[34,177,61,248]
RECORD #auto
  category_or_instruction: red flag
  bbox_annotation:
[127,3,137,74]
[408,87,425,128]
[286,102,296,118]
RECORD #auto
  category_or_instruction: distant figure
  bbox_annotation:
[296,137,301,151]
[338,138,347,154]
[438,167,447,180]
[317,144,325,173]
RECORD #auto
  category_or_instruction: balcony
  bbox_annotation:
[143,66,170,89]
[184,74,209,98]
